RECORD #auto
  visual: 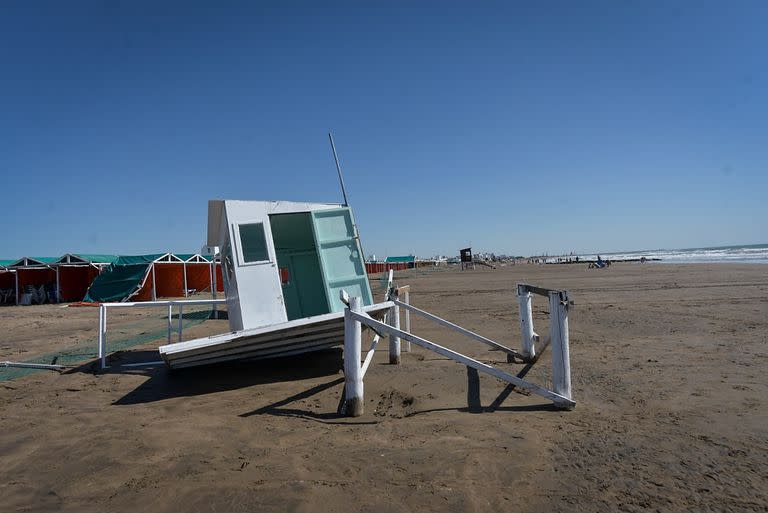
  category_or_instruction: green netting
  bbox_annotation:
[83,263,151,302]
[0,308,214,382]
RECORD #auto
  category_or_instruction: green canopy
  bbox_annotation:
[72,254,119,264]
[385,255,415,263]
[112,254,165,265]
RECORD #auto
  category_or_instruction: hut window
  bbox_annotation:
[238,223,269,263]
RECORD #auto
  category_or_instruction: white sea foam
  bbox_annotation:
[576,244,768,264]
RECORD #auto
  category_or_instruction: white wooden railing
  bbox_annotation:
[340,281,575,416]
[97,299,226,369]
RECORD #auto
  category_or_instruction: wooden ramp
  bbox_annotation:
[159,302,393,369]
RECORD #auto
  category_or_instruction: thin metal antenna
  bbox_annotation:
[327,132,370,264]
[328,132,349,207]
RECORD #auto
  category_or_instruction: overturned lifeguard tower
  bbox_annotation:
[158,197,574,415]
[159,200,390,368]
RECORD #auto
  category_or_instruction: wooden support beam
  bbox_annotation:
[343,296,364,416]
[517,290,539,362]
[389,303,401,364]
[517,283,563,298]
[549,291,572,403]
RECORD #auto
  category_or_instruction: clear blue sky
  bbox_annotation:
[2,1,766,259]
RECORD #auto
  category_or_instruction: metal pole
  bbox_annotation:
[183,262,188,297]
[55,267,60,303]
[15,271,19,306]
[328,132,349,207]
[404,290,411,352]
[178,304,184,343]
[98,304,107,369]
[211,260,218,319]
[151,264,157,301]
[167,304,173,344]
[328,133,371,274]
[344,296,364,416]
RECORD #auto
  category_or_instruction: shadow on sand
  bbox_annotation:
[72,343,559,420]
[103,348,345,406]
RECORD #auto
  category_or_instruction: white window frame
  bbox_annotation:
[232,221,273,267]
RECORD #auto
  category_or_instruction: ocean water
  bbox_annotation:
[580,244,768,264]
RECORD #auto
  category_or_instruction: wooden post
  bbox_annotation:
[389,303,401,364]
[344,296,364,417]
[549,291,573,409]
[404,290,411,352]
[517,285,538,362]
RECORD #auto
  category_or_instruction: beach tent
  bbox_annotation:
[9,257,59,305]
[141,253,224,299]
[0,260,16,305]
[146,253,187,298]
[55,254,118,302]
[179,254,223,296]
[83,253,224,303]
[385,256,415,269]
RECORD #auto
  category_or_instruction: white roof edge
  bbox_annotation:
[207,199,344,247]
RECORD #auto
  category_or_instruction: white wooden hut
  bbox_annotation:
[159,200,387,368]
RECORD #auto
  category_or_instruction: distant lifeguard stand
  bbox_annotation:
[460,247,474,270]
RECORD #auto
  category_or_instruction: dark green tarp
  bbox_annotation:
[83,263,150,302]
[82,254,164,302]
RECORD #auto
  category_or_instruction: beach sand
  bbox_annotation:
[0,263,766,512]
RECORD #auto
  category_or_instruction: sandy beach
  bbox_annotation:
[0,262,766,512]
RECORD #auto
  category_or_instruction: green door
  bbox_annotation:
[310,208,373,312]
[271,213,330,321]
